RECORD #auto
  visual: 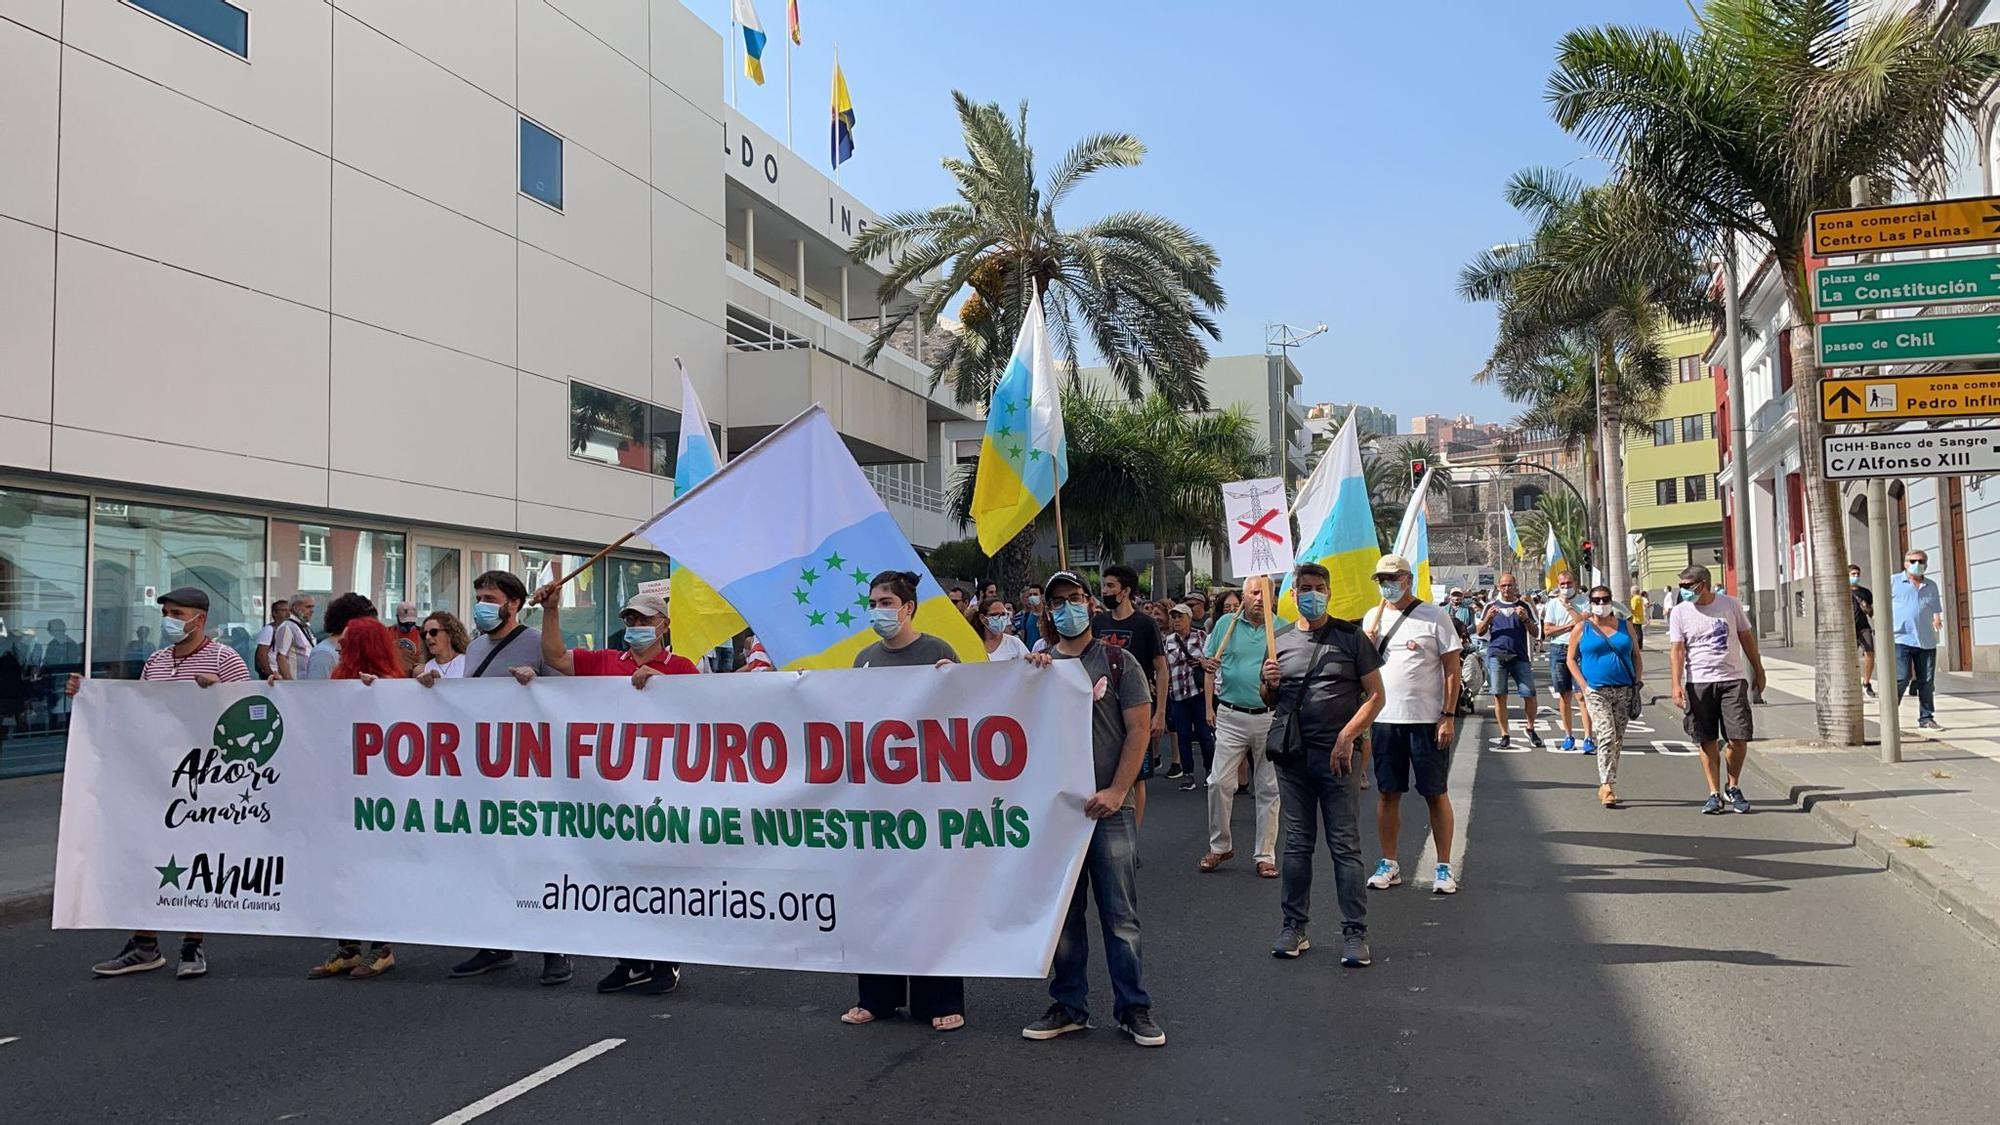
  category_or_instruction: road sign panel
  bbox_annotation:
[1822,426,2000,479]
[1819,371,2000,422]
[1814,255,2000,312]
[1811,196,2000,256]
[1817,311,2000,367]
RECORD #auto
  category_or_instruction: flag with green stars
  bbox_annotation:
[970,294,1068,554]
[633,406,986,668]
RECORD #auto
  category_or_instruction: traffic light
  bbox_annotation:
[1579,539,1594,574]
[1409,458,1428,491]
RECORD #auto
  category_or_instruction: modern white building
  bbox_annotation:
[0,0,969,775]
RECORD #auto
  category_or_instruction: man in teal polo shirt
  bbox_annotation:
[1199,582,1287,877]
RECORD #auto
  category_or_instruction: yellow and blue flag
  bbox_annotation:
[788,0,800,45]
[1542,526,1566,589]
[831,60,855,170]
[971,295,1067,555]
[634,406,985,669]
[665,361,746,660]
[1279,412,1377,622]
[1394,468,1433,600]
[733,0,767,85]
[1503,508,1522,559]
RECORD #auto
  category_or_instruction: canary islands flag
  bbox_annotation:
[665,361,747,660]
[1279,412,1377,622]
[634,406,985,669]
[831,60,855,170]
[1542,526,1566,589]
[1503,508,1522,559]
[971,295,1067,555]
[734,0,767,85]
[1394,468,1433,599]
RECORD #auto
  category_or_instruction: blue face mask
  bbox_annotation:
[1906,562,1926,577]
[471,601,504,633]
[985,614,1010,634]
[1376,580,1403,601]
[1026,594,1042,608]
[158,616,190,645]
[1297,590,1330,619]
[623,626,658,650]
[869,606,904,639]
[1678,586,1697,603]
[1052,602,1091,638]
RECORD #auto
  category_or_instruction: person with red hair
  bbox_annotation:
[308,615,403,980]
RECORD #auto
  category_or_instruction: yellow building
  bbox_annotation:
[1624,324,1724,595]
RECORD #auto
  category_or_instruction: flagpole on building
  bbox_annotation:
[831,43,842,186]
[784,19,793,147]
[729,9,739,107]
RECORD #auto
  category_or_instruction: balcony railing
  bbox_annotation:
[862,463,949,516]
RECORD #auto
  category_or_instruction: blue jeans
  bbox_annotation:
[1276,751,1368,936]
[1167,695,1214,777]
[1896,644,1937,723]
[1049,809,1149,1020]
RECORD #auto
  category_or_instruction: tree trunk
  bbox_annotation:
[1000,531,1037,598]
[1599,345,1631,596]
[1783,264,1865,745]
[1582,442,1604,589]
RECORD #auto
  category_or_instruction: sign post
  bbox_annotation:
[1814,254,2000,311]
[1821,426,2000,480]
[1811,195,2000,256]
[1816,310,2000,367]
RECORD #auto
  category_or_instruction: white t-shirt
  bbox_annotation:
[254,624,276,647]
[984,633,1029,661]
[1363,600,1462,724]
[422,654,466,679]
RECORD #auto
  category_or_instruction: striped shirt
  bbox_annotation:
[140,639,251,683]
[1163,628,1207,701]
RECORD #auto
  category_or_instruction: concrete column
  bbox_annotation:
[839,266,850,321]
[743,207,756,274]
[795,240,806,299]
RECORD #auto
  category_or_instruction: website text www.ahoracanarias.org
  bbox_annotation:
[521,874,837,933]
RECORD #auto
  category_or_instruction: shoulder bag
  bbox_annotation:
[470,625,528,679]
[1263,629,1340,768]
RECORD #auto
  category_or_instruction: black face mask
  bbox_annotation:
[1102,590,1122,607]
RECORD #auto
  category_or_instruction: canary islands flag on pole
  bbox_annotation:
[971,294,1067,555]
[734,0,767,85]
[634,406,985,668]
[1542,526,1566,589]
[831,58,856,170]
[1503,508,1522,559]
[1279,412,1377,622]
[665,361,746,660]
[1394,468,1433,599]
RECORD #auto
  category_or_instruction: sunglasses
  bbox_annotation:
[1589,597,1613,605]
[422,628,444,638]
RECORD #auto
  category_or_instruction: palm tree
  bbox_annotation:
[1547,0,2000,744]
[1515,492,1589,589]
[852,93,1225,412]
[1362,453,1408,552]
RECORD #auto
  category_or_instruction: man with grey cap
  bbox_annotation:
[64,587,248,980]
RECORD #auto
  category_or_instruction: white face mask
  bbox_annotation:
[1588,603,1613,618]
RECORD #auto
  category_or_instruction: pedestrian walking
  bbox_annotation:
[1361,555,1463,896]
[978,597,1030,660]
[253,599,291,679]
[1849,563,1876,699]
[1568,585,1642,809]
[1667,565,1766,815]
[1540,572,1595,753]
[420,611,468,678]
[1476,574,1543,749]
[65,587,248,979]
[1264,563,1386,966]
[1892,549,1946,730]
[306,617,406,981]
[1199,582,1283,876]
[1628,589,1650,650]
[1162,603,1212,790]
[1020,570,1164,1047]
[839,570,966,1030]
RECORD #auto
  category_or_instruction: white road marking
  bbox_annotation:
[0,1037,17,1047]
[1415,720,1479,890]
[428,1039,625,1125]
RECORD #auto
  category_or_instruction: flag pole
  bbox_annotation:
[784,13,793,147]
[729,8,738,107]
[1053,485,1069,571]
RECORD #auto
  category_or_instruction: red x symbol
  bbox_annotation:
[1236,508,1283,544]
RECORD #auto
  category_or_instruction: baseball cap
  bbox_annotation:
[1168,603,1191,617]
[1371,554,1414,579]
[156,586,209,612]
[620,592,670,619]
[1044,570,1087,596]
[394,600,419,623]
[1184,590,1208,604]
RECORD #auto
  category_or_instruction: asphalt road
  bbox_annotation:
[3,684,1999,1124]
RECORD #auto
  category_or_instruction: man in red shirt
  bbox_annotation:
[524,581,695,994]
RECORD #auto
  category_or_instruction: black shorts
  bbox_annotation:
[1856,626,1875,651]
[1683,680,1753,745]
[1370,722,1451,797]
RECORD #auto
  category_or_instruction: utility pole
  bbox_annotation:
[1849,178,1900,763]
[1723,235,1756,633]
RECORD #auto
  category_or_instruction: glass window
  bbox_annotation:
[1677,355,1702,382]
[269,520,407,615]
[1682,415,1703,443]
[1652,419,1676,446]
[1655,479,1678,506]
[299,525,328,566]
[414,544,460,616]
[0,488,88,777]
[514,550,606,651]
[125,0,248,58]
[568,381,720,481]
[605,556,672,652]
[90,499,264,682]
[953,439,982,466]
[1685,474,1709,502]
[520,117,563,210]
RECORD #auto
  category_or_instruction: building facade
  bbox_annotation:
[1624,323,1723,595]
[0,0,968,776]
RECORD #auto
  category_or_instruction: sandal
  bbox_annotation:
[840,1007,877,1025]
[931,1014,965,1032]
[1198,850,1234,872]
[1256,860,1278,878]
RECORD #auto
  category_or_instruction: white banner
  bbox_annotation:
[53,662,1096,977]
[1221,476,1296,579]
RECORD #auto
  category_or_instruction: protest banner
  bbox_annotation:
[53,662,1095,977]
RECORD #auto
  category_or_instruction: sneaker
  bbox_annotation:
[1272,925,1310,958]
[1367,859,1401,890]
[176,942,207,979]
[539,953,575,986]
[1581,738,1597,756]
[1178,779,1198,792]
[1864,682,1877,699]
[1340,933,1372,968]
[1701,792,1725,815]
[1561,734,1576,752]
[1163,763,1185,779]
[1526,730,1545,749]
[1496,734,1512,749]
[1919,718,1945,731]
[1021,1002,1088,1040]
[1724,785,1751,814]
[1433,864,1458,895]
[597,960,654,993]
[308,946,364,979]
[1117,1006,1166,1048]
[92,938,166,977]
[645,963,683,996]
[349,947,395,979]
[450,949,516,978]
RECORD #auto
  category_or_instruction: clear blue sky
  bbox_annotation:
[699,0,1696,429]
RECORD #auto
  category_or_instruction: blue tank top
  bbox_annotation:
[1576,620,1635,687]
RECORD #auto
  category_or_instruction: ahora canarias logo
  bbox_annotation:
[164,695,285,829]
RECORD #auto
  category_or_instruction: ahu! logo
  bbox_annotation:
[153,851,286,913]
[164,695,285,829]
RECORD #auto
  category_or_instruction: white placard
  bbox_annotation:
[1221,476,1296,579]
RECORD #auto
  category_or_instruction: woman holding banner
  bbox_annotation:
[979,597,1030,661]
[842,570,967,1032]
[306,618,406,980]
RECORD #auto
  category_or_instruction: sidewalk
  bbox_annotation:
[0,772,60,925]
[1746,644,2000,948]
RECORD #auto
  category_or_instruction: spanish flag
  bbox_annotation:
[831,59,855,170]
[733,0,767,85]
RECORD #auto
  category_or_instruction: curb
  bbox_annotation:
[1746,750,2000,951]
[0,887,52,929]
